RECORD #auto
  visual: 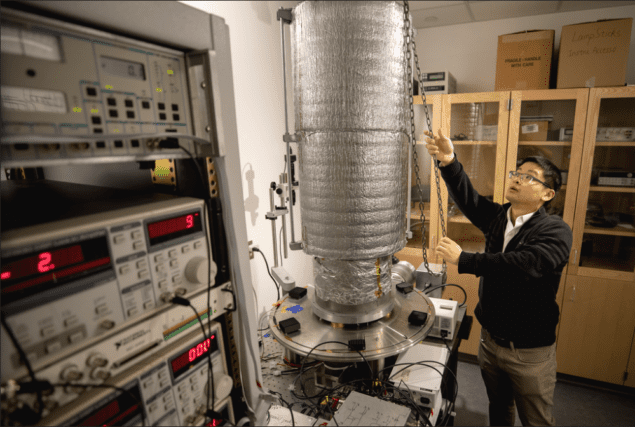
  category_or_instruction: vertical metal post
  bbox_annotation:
[280,17,300,249]
[280,173,289,259]
[270,187,279,267]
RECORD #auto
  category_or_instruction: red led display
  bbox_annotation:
[1,236,112,306]
[170,335,216,379]
[147,213,199,239]
[1,245,84,282]
[1,257,110,295]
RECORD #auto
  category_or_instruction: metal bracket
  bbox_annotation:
[277,8,293,24]
[186,50,227,158]
[289,242,303,250]
[283,133,299,143]
[265,208,288,220]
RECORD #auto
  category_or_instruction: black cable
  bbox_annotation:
[253,247,281,302]
[424,283,468,308]
[178,145,220,424]
[171,297,216,421]
[1,311,43,421]
[441,334,452,353]
[51,382,146,426]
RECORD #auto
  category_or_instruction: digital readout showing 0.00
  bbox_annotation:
[170,335,218,380]
[0,236,112,305]
[147,211,202,247]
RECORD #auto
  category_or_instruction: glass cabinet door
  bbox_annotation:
[506,89,589,231]
[438,92,510,256]
[572,87,635,281]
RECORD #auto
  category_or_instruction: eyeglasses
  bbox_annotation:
[508,171,552,189]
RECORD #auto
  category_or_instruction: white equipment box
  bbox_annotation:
[428,297,459,340]
[418,71,456,94]
[390,343,448,425]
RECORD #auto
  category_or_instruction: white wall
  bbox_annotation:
[414,4,635,93]
[178,1,314,321]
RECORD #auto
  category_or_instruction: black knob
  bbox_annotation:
[276,188,283,195]
[270,182,276,190]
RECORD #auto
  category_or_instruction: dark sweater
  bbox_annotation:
[439,157,573,347]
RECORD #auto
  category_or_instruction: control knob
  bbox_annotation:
[60,364,83,382]
[204,373,233,404]
[184,257,217,284]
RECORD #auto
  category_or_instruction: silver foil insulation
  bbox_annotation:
[292,1,409,309]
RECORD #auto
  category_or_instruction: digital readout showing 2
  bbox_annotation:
[170,335,219,380]
[0,236,111,305]
[147,212,202,247]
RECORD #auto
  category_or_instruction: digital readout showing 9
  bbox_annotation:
[170,335,218,379]
[147,212,202,246]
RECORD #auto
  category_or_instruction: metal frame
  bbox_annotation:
[3,1,263,423]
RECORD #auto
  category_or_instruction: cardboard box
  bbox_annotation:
[519,121,549,141]
[557,18,633,88]
[495,30,555,90]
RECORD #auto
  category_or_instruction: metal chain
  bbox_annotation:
[403,1,447,275]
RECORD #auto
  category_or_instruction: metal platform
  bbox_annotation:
[268,286,435,364]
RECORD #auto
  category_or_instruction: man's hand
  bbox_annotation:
[424,129,454,166]
[436,237,463,265]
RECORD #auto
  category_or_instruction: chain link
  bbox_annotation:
[403,1,447,275]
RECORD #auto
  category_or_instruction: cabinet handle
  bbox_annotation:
[570,285,576,302]
[572,249,578,266]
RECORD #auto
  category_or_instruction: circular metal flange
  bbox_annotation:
[311,292,394,324]
[268,286,435,363]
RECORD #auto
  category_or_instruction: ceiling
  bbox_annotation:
[290,1,635,29]
[406,1,635,29]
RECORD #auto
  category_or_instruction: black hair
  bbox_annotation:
[517,156,561,209]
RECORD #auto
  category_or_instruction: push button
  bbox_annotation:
[182,245,190,254]
[133,241,144,250]
[137,259,148,269]
[127,307,139,317]
[119,265,130,275]
[170,260,179,269]
[172,274,182,284]
[194,242,202,249]
[64,316,79,328]
[69,331,85,343]
[138,270,149,279]
[144,301,155,310]
[143,379,154,389]
[46,341,62,354]
[158,280,168,289]
[131,230,142,239]
[114,234,125,244]
[156,264,166,273]
[155,254,166,263]
[168,250,177,258]
[41,327,55,337]
[95,304,108,315]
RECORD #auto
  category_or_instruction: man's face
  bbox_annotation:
[506,162,555,206]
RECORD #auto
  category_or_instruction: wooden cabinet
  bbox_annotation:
[557,275,635,385]
[569,87,635,282]
[626,329,635,387]
[396,88,635,387]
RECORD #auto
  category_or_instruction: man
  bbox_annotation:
[424,129,572,426]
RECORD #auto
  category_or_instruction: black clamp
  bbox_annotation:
[277,8,293,24]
